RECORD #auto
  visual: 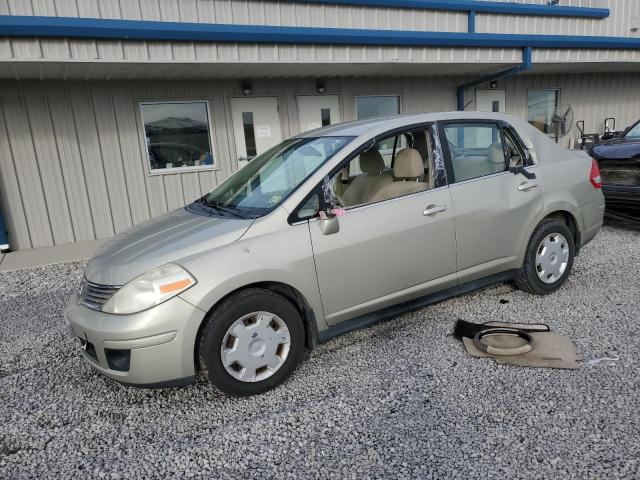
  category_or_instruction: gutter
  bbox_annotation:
[3,17,640,49]
[293,1,610,19]
[457,46,533,111]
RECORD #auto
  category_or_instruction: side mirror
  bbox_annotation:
[319,212,340,235]
[509,165,537,180]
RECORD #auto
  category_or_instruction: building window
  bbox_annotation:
[140,101,215,173]
[527,90,559,134]
[356,95,400,120]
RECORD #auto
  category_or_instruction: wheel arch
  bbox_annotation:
[542,210,581,253]
[193,281,319,373]
[519,207,582,267]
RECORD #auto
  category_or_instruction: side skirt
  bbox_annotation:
[317,270,517,343]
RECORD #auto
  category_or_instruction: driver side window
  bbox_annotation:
[330,128,434,209]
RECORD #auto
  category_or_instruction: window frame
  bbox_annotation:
[438,119,515,185]
[502,125,532,168]
[526,88,561,137]
[288,121,443,224]
[138,99,218,176]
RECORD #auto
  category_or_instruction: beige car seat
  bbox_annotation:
[369,148,427,203]
[412,131,432,185]
[453,143,506,182]
[486,143,507,174]
[340,150,393,207]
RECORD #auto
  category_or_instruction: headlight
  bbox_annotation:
[102,263,196,315]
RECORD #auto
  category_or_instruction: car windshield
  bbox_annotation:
[202,136,351,218]
[625,122,640,138]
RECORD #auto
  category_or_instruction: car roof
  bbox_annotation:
[295,111,528,139]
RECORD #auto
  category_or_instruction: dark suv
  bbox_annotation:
[588,119,640,227]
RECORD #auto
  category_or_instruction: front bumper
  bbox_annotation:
[65,294,206,387]
[602,185,640,228]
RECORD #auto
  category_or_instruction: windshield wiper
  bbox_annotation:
[205,200,246,218]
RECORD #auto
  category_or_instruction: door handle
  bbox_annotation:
[518,180,539,192]
[423,205,447,216]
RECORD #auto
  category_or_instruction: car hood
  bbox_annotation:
[589,137,640,160]
[84,207,253,286]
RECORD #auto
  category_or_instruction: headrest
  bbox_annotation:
[487,143,506,164]
[412,132,429,165]
[394,148,424,178]
[359,150,385,174]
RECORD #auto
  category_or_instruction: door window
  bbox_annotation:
[205,136,351,218]
[443,123,506,182]
[242,112,258,158]
[328,128,433,209]
[503,128,526,168]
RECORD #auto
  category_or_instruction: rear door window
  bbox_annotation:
[442,123,507,182]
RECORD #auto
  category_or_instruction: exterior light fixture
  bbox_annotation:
[316,79,326,94]
[241,80,252,95]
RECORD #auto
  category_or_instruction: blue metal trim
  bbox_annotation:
[468,10,476,34]
[1,16,639,49]
[457,47,533,111]
[295,0,609,19]
[0,204,8,251]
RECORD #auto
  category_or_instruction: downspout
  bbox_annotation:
[0,205,8,251]
[457,46,533,111]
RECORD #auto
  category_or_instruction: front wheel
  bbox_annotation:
[198,288,305,396]
[514,219,575,295]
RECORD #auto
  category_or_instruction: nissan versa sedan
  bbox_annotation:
[65,112,605,396]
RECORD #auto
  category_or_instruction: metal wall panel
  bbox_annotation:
[477,0,640,38]
[3,0,637,38]
[1,73,638,250]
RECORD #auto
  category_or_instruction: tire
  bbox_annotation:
[198,287,305,396]
[514,219,575,295]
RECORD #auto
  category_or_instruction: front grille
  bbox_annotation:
[79,279,119,311]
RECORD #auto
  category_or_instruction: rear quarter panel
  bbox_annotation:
[516,124,604,261]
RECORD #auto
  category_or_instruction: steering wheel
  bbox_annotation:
[447,140,457,156]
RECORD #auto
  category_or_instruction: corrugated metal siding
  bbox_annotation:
[0,37,522,66]
[0,1,637,66]
[1,73,639,249]
[502,72,640,148]
[478,0,640,38]
[0,0,636,38]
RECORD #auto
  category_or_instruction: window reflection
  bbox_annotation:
[140,101,214,171]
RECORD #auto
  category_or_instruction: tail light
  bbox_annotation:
[590,158,602,189]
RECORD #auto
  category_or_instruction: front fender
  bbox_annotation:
[177,221,327,333]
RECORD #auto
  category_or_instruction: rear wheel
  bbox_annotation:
[515,219,575,295]
[198,288,305,396]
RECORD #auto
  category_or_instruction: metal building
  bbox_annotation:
[0,0,639,251]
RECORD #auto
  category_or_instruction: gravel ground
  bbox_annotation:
[1,226,639,479]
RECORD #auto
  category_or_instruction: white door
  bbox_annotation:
[476,89,506,113]
[297,95,341,133]
[230,97,283,167]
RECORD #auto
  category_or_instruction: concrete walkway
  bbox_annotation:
[0,238,107,272]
